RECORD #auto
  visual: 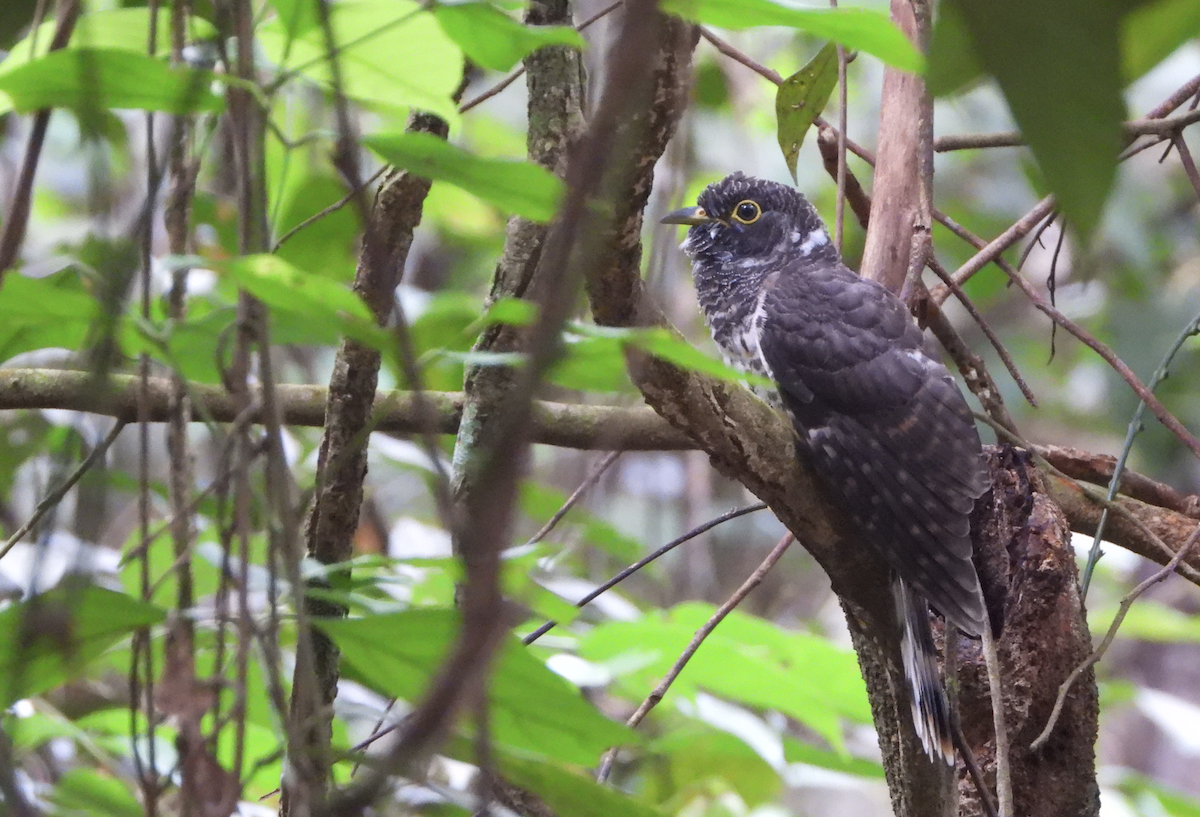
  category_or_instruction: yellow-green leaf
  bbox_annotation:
[775,42,839,183]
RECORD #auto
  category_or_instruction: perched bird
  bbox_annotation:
[662,172,989,764]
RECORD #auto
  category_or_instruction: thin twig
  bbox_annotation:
[271,165,387,251]
[0,0,81,283]
[595,532,794,782]
[933,108,1200,153]
[0,419,128,561]
[1080,306,1200,595]
[525,451,622,547]
[926,257,1036,410]
[522,503,769,645]
[939,196,1056,294]
[1030,521,1200,751]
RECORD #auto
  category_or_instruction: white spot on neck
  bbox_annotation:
[797,228,829,256]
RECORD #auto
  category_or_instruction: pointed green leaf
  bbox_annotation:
[945,0,1127,237]
[580,603,870,750]
[433,3,584,72]
[257,0,462,124]
[775,42,839,183]
[0,584,166,706]
[365,132,564,222]
[316,609,635,764]
[1121,0,1200,83]
[660,0,922,73]
[0,48,222,115]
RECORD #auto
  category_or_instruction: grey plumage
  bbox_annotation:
[664,172,989,764]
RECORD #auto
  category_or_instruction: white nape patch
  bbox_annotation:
[789,229,802,243]
[798,228,829,256]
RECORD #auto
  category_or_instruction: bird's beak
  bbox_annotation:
[661,206,716,226]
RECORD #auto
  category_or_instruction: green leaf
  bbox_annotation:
[624,327,775,389]
[258,0,463,124]
[651,726,783,806]
[0,271,98,365]
[944,0,1127,237]
[783,735,885,778]
[272,172,361,282]
[49,768,142,817]
[1,8,216,68]
[433,3,584,72]
[580,603,870,750]
[0,583,166,706]
[365,132,564,222]
[316,609,635,764]
[1121,0,1200,83]
[1090,600,1200,644]
[926,0,983,97]
[775,42,839,183]
[220,254,391,351]
[499,754,667,817]
[0,48,223,115]
[659,0,922,73]
[550,334,634,393]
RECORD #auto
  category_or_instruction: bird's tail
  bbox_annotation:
[893,577,955,765]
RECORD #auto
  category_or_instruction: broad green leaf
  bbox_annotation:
[580,603,870,750]
[499,754,667,817]
[316,609,635,764]
[271,172,360,282]
[220,254,391,351]
[651,726,782,806]
[266,0,321,38]
[1090,600,1200,644]
[258,0,462,124]
[943,0,1127,237]
[783,735,885,778]
[0,271,98,366]
[49,768,142,817]
[433,3,584,72]
[0,8,216,70]
[0,584,166,706]
[550,335,634,392]
[1121,0,1200,83]
[660,0,922,74]
[625,327,775,389]
[776,42,839,183]
[0,48,223,116]
[365,132,564,222]
[926,0,983,97]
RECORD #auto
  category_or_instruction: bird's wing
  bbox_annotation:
[757,266,987,634]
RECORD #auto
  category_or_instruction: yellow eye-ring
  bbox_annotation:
[732,200,762,224]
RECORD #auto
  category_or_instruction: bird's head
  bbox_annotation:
[662,172,836,268]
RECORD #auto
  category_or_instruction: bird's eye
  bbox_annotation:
[732,200,761,224]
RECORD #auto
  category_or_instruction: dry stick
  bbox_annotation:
[457,0,624,114]
[0,0,80,283]
[980,624,1011,817]
[933,108,1200,153]
[937,196,1057,294]
[999,260,1200,461]
[525,451,622,547]
[1030,521,1200,752]
[0,420,128,561]
[1172,134,1200,199]
[925,257,1037,410]
[981,414,1200,586]
[522,502,769,646]
[595,532,795,783]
